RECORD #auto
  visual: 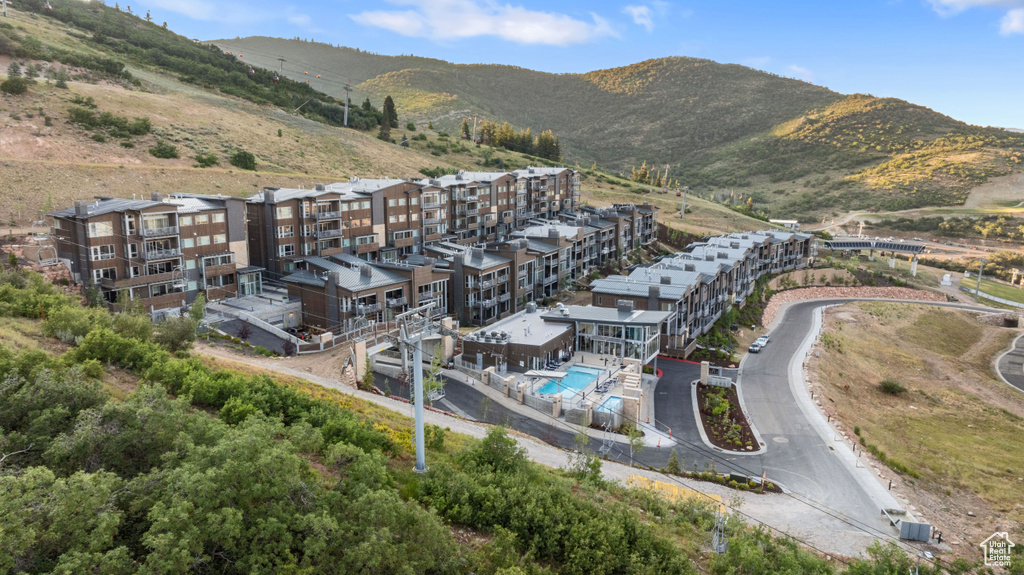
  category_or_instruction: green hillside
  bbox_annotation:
[217,37,1024,218]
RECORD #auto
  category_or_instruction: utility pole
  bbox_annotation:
[277,58,286,74]
[976,257,986,297]
[472,116,477,142]
[2,0,7,18]
[680,186,688,220]
[342,84,351,127]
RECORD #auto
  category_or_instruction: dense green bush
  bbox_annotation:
[148,140,179,159]
[229,149,256,170]
[879,379,907,395]
[0,76,28,95]
[194,152,219,167]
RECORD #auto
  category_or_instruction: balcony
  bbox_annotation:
[386,296,407,308]
[391,236,415,248]
[203,263,236,277]
[498,292,511,303]
[501,215,514,225]
[314,229,344,239]
[476,298,497,308]
[463,194,479,202]
[355,242,379,254]
[480,279,495,290]
[466,208,479,216]
[315,211,343,220]
[543,274,558,284]
[143,248,181,261]
[535,183,549,191]
[422,200,443,210]
[496,274,509,284]
[418,290,435,302]
[100,271,175,289]
[142,291,186,311]
[141,225,178,238]
[355,303,381,315]
[424,216,444,225]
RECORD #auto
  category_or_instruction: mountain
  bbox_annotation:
[216,37,1024,217]
[0,0,771,235]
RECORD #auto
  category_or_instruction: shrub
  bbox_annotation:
[282,340,296,357]
[154,316,197,352]
[879,379,907,395]
[44,115,52,126]
[406,122,416,131]
[0,76,29,95]
[91,133,106,143]
[149,140,179,159]
[194,153,219,168]
[230,149,257,170]
[236,320,253,341]
[120,141,134,148]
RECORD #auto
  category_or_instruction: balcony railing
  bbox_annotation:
[496,274,509,284]
[466,208,479,216]
[141,225,178,238]
[386,297,407,308]
[100,270,175,289]
[315,211,343,220]
[315,229,344,238]
[476,298,497,308]
[480,279,495,290]
[355,303,381,315]
[463,194,479,202]
[498,292,511,303]
[544,274,558,284]
[418,290,435,302]
[424,217,444,225]
[144,248,181,261]
[422,200,443,210]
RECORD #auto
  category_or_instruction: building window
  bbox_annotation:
[91,267,116,282]
[193,214,208,225]
[276,225,294,238]
[597,296,603,305]
[283,262,295,273]
[197,236,211,246]
[355,235,377,246]
[360,201,370,210]
[279,244,295,257]
[87,222,113,238]
[276,206,293,219]
[127,244,139,258]
[340,202,350,212]
[185,259,196,270]
[182,238,194,249]
[179,216,193,226]
[89,245,116,261]
[212,213,225,223]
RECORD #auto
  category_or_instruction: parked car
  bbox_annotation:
[755,335,770,347]
[748,342,762,353]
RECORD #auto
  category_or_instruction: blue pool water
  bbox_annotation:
[596,396,623,414]
[537,366,603,397]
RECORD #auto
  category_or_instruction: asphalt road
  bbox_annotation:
[996,333,1024,393]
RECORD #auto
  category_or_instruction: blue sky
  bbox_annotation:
[135,0,1024,128]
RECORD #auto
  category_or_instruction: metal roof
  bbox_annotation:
[50,198,165,218]
[297,256,409,292]
[167,197,223,214]
[823,239,925,254]
[590,277,692,299]
[541,305,671,325]
[281,269,326,287]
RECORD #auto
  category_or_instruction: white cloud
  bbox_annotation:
[287,13,313,27]
[787,64,814,81]
[624,5,654,32]
[349,0,618,46]
[1001,7,1024,32]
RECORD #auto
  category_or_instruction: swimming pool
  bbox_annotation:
[537,366,603,397]
[596,396,622,414]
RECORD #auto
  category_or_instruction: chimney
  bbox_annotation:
[648,285,661,299]
[74,200,89,217]
[471,247,484,259]
[660,275,671,285]
[264,189,276,204]
[705,254,714,262]
[730,241,740,249]
[718,252,728,260]
[151,192,163,201]
[547,228,559,239]
[616,299,635,313]
[684,263,696,272]
[314,183,326,191]
[360,265,372,278]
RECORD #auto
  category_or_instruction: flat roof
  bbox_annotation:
[542,305,671,325]
[464,308,572,346]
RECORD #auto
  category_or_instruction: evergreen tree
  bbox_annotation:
[360,356,375,391]
[145,10,152,21]
[378,105,392,141]
[461,118,470,139]
[427,120,434,130]
[7,61,21,78]
[666,449,682,474]
[362,98,373,112]
[382,95,398,128]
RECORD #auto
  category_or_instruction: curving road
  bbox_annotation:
[996,332,1024,393]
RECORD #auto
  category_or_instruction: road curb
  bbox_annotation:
[690,379,767,456]
[993,330,1024,395]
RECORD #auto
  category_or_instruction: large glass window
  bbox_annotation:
[276,206,293,219]
[88,222,113,238]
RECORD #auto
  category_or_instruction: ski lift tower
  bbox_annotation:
[396,302,439,473]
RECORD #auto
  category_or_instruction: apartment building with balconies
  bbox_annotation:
[50,192,252,316]
[419,171,516,244]
[511,167,581,221]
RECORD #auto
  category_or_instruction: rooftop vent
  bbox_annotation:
[660,275,671,285]
[547,228,560,239]
[526,302,538,313]
[151,192,163,201]
[617,300,635,313]
[471,247,484,259]
[718,252,729,259]
[74,200,88,217]
[314,183,326,191]
[360,266,372,278]
[684,263,696,272]
[730,241,740,249]
[705,254,715,262]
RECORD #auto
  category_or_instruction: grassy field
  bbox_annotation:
[961,276,1024,304]
[811,302,1024,533]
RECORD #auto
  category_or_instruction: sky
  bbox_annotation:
[132,0,1024,129]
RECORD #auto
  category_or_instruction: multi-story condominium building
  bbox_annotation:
[246,178,445,279]
[420,171,516,244]
[578,203,657,255]
[589,229,814,357]
[282,252,451,330]
[50,193,255,316]
[511,167,581,221]
[423,243,514,326]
